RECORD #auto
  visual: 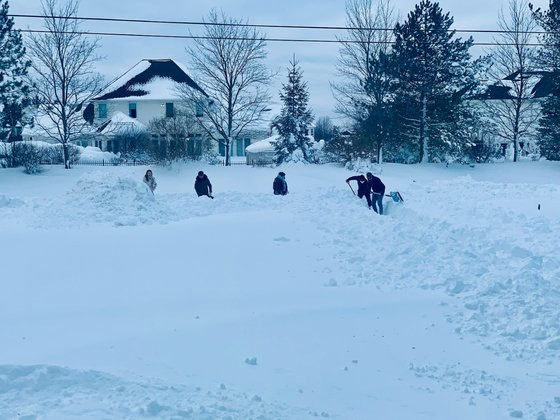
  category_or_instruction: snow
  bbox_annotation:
[96,60,151,99]
[79,146,118,163]
[1,161,560,419]
[125,76,183,101]
[97,111,146,136]
[245,135,277,153]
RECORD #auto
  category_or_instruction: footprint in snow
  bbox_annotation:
[273,237,291,242]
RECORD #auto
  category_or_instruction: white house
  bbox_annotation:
[83,59,207,154]
[84,59,259,158]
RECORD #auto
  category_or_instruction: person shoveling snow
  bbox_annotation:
[346,172,402,215]
[195,171,214,199]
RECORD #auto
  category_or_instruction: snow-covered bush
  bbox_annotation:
[42,144,82,166]
[8,142,43,174]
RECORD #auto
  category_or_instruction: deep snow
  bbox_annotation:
[1,161,559,419]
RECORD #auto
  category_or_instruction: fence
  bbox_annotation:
[39,159,250,167]
[221,160,247,166]
[40,159,156,167]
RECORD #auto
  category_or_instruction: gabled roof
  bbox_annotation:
[531,72,556,98]
[503,70,557,98]
[94,59,208,101]
[472,84,516,100]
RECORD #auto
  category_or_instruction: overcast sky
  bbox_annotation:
[11,0,549,124]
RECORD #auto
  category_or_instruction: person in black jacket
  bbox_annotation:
[346,174,372,209]
[195,171,214,199]
[367,172,385,215]
[273,172,288,195]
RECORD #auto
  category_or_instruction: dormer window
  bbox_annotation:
[129,103,137,119]
[98,103,107,119]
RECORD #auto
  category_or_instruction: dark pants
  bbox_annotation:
[358,191,372,208]
[372,193,383,215]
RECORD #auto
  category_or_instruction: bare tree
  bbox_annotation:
[148,107,209,163]
[27,0,103,168]
[314,116,335,142]
[182,10,272,166]
[332,0,397,163]
[485,0,541,162]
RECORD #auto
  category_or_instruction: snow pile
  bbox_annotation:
[0,365,293,419]
[79,146,118,163]
[0,194,24,208]
[45,171,165,227]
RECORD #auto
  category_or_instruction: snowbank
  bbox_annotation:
[0,365,292,419]
[0,194,24,208]
[55,171,158,226]
[79,146,118,163]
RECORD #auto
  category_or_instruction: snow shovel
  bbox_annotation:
[374,191,404,203]
[387,191,404,203]
[347,182,357,196]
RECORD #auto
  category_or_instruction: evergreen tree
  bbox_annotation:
[0,0,32,142]
[273,58,314,164]
[531,0,560,160]
[390,0,482,162]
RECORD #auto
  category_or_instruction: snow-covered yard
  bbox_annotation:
[1,161,559,419]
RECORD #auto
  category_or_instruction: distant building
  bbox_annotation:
[245,127,317,165]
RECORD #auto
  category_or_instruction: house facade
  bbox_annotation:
[84,59,259,158]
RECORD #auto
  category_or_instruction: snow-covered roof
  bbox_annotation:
[245,135,278,154]
[96,111,146,136]
[94,59,208,101]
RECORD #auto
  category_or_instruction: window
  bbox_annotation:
[129,103,137,118]
[98,103,107,119]
[195,135,202,156]
[236,139,244,156]
[244,138,251,150]
[165,102,174,118]
[187,139,195,156]
[219,142,225,156]
[195,101,204,118]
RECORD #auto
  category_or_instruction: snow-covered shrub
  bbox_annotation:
[40,144,82,166]
[200,151,222,165]
[9,142,43,173]
[464,139,503,163]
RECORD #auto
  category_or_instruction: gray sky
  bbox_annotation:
[11,0,549,124]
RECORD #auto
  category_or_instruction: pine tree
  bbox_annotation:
[273,58,314,164]
[0,0,32,142]
[531,0,560,160]
[391,0,482,163]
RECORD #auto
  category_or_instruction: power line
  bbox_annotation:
[9,13,549,35]
[19,29,547,47]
